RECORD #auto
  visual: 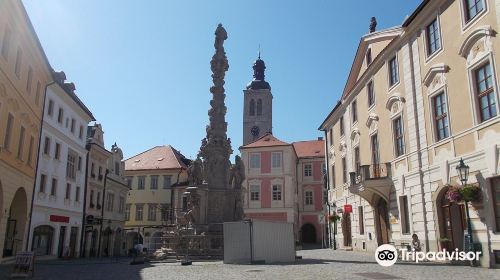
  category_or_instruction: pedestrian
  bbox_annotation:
[411,233,422,252]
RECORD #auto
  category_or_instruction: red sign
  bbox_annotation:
[344,204,353,214]
[50,215,69,223]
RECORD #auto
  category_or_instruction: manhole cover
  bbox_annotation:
[246,270,264,273]
[354,272,402,279]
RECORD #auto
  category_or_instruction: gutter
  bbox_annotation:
[25,80,55,251]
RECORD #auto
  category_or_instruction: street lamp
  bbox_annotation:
[456,158,474,265]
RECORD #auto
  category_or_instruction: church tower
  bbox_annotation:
[243,54,273,145]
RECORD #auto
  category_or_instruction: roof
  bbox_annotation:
[240,133,290,149]
[125,145,189,171]
[52,77,95,121]
[292,140,325,158]
[402,0,431,27]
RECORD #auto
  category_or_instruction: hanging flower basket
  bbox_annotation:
[459,184,482,203]
[328,214,341,223]
[445,185,462,203]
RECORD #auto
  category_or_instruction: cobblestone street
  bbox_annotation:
[1,249,499,280]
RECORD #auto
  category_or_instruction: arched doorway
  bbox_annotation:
[102,227,112,257]
[301,224,317,243]
[32,225,54,255]
[375,196,390,246]
[3,188,27,257]
[437,187,465,251]
[113,228,123,257]
[125,231,143,256]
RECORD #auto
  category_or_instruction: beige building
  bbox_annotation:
[320,0,500,267]
[124,145,189,253]
[0,0,52,259]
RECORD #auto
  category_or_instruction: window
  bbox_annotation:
[118,196,125,214]
[26,67,33,94]
[250,153,261,169]
[272,184,282,201]
[366,48,372,65]
[77,156,82,171]
[426,18,441,56]
[150,175,158,189]
[1,27,11,59]
[54,142,61,160]
[250,185,260,201]
[79,125,83,139]
[27,136,34,165]
[339,116,344,136]
[160,204,170,221]
[148,204,157,221]
[331,165,336,188]
[106,193,114,212]
[50,178,57,196]
[400,196,411,234]
[126,177,133,188]
[48,100,54,116]
[371,134,380,166]
[14,47,22,78]
[342,157,347,184]
[57,108,63,124]
[367,81,375,107]
[249,99,255,116]
[136,205,144,221]
[257,99,262,116]
[354,147,361,174]
[323,190,328,204]
[182,196,188,212]
[389,56,399,86]
[359,206,365,235]
[75,186,80,202]
[65,183,71,200]
[393,116,405,156]
[91,163,95,177]
[4,113,14,150]
[138,176,145,189]
[464,0,484,22]
[43,136,51,155]
[351,100,357,123]
[329,129,333,146]
[89,190,95,208]
[114,161,120,175]
[433,92,450,141]
[39,174,47,193]
[271,152,282,168]
[35,81,41,105]
[305,191,313,205]
[475,62,497,122]
[66,151,77,180]
[97,192,101,208]
[17,126,25,160]
[70,118,75,133]
[163,175,171,189]
[304,164,312,177]
[125,204,131,221]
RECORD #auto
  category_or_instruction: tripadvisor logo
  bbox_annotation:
[375,244,398,267]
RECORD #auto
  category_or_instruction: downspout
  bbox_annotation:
[323,129,331,248]
[79,145,90,257]
[97,169,109,257]
[407,39,429,250]
[25,80,55,251]
[295,158,300,244]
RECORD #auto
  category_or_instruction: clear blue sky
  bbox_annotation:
[23,0,421,160]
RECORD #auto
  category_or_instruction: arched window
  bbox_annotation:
[257,99,263,116]
[249,99,255,116]
[32,225,54,255]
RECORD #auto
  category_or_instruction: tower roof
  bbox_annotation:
[246,53,271,90]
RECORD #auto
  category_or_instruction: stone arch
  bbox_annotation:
[301,223,317,244]
[3,187,28,257]
[434,185,465,251]
[458,25,493,58]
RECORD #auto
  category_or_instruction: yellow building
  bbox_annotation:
[320,0,500,267]
[124,145,189,253]
[0,0,52,259]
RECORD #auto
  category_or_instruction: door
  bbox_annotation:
[58,226,66,258]
[69,227,78,258]
[342,213,352,247]
[3,219,16,257]
[376,198,390,245]
[440,193,465,251]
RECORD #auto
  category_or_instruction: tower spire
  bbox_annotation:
[246,48,271,90]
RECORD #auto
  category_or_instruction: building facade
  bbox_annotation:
[320,0,500,267]
[0,0,52,260]
[124,145,189,254]
[28,72,94,258]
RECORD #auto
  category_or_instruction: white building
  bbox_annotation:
[27,71,94,258]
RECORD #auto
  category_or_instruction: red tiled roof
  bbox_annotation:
[292,140,325,158]
[125,145,188,171]
[241,133,290,149]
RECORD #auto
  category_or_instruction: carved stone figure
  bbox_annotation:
[369,17,377,33]
[229,155,245,190]
[187,157,203,186]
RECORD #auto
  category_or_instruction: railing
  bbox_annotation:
[350,163,391,184]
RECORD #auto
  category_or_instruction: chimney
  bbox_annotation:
[318,137,323,141]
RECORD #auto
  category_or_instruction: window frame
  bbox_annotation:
[392,116,405,157]
[250,185,260,201]
[304,163,312,177]
[367,80,375,108]
[305,190,313,205]
[250,153,261,169]
[271,152,282,169]
[388,55,399,88]
[474,61,498,123]
[272,184,282,201]
[431,91,451,142]
[461,0,486,27]
[424,17,443,59]
[351,100,358,124]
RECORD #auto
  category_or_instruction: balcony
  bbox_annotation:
[348,163,393,205]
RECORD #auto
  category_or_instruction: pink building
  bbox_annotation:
[240,133,326,245]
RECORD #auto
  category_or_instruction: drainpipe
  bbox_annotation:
[97,169,109,257]
[295,158,301,244]
[323,129,331,248]
[79,145,91,257]
[25,80,55,251]
[407,39,429,250]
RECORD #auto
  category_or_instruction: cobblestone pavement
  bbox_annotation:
[1,249,499,280]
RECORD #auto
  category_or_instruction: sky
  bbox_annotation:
[23,0,422,160]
